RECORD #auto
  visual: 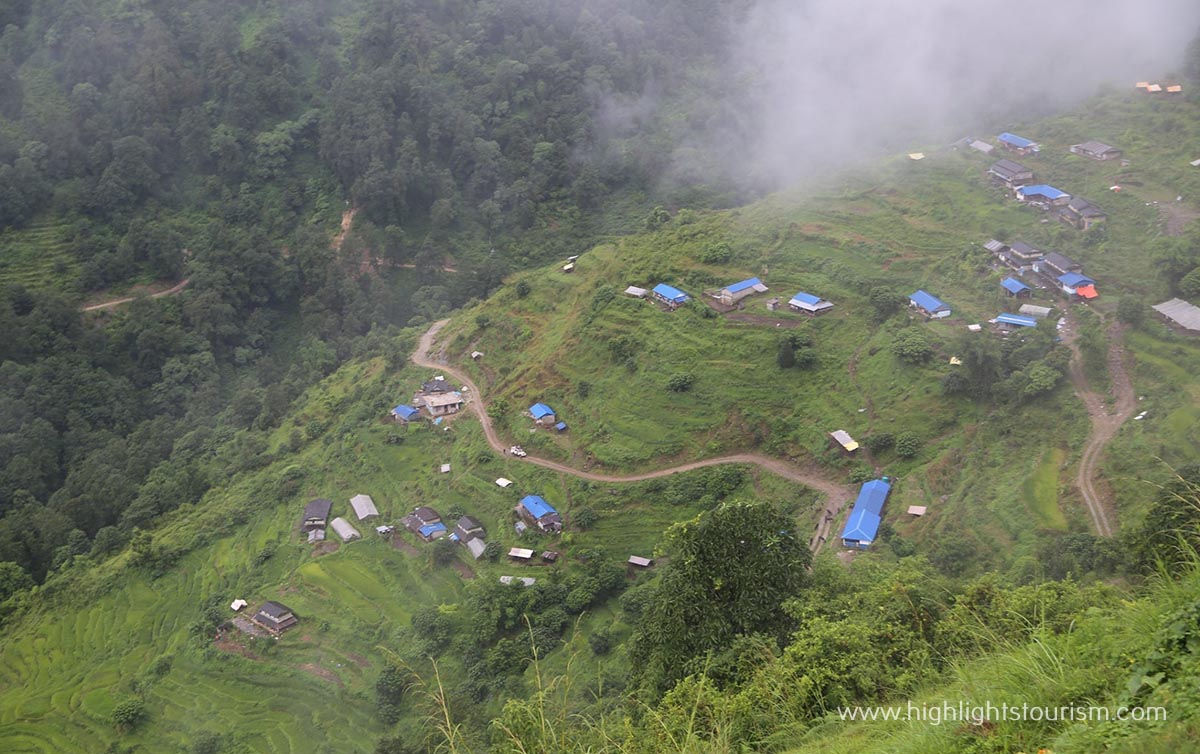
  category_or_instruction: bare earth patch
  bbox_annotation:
[391,533,420,556]
[298,663,344,686]
[452,560,476,579]
[1159,202,1200,236]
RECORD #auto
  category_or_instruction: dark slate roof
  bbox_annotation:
[413,506,441,524]
[304,498,333,521]
[990,159,1030,178]
[1067,197,1105,217]
[421,378,454,393]
[259,601,293,620]
[1043,252,1079,272]
[456,515,484,532]
[1009,241,1039,256]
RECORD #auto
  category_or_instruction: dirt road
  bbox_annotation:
[411,320,855,552]
[1062,317,1136,537]
[80,277,192,312]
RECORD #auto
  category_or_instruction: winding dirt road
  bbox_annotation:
[412,320,855,552]
[80,277,192,312]
[1063,318,1136,537]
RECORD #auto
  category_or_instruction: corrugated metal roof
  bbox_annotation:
[854,479,891,516]
[466,537,487,559]
[1001,277,1030,294]
[652,283,689,303]
[392,405,420,420]
[1018,184,1068,200]
[998,132,1036,148]
[520,495,557,520]
[910,290,949,312]
[1153,298,1200,330]
[995,313,1038,328]
[984,239,1006,252]
[1019,304,1053,318]
[330,517,361,541]
[724,277,763,294]
[1076,285,1098,299]
[418,522,447,538]
[529,403,555,419]
[830,430,859,451]
[969,140,994,153]
[350,494,379,520]
[1058,272,1095,287]
[841,507,881,545]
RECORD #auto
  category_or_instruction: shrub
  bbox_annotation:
[574,507,598,530]
[667,373,695,392]
[864,432,894,452]
[891,328,933,364]
[111,698,145,730]
[894,432,922,458]
[515,280,531,298]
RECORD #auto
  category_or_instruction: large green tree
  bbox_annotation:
[629,500,810,696]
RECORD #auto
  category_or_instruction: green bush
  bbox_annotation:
[667,373,695,392]
[894,432,922,458]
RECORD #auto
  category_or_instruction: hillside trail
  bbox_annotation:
[80,277,191,312]
[412,320,856,552]
[1061,314,1136,537]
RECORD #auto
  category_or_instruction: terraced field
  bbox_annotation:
[0,219,79,294]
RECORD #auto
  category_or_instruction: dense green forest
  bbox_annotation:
[0,0,750,585]
[5,1,1200,753]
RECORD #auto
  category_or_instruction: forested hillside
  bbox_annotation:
[0,0,746,586]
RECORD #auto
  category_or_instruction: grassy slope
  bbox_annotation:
[4,91,1200,753]
[0,355,756,753]
[780,561,1200,754]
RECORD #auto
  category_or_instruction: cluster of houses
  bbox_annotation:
[400,505,491,559]
[985,131,1112,231]
[1135,81,1183,95]
[301,494,382,544]
[392,377,467,423]
[984,239,1099,303]
[629,276,835,318]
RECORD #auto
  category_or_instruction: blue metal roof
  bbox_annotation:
[520,495,557,520]
[652,283,690,303]
[392,405,420,420]
[910,290,949,312]
[841,508,881,545]
[725,277,762,294]
[1000,277,1030,294]
[419,522,447,537]
[790,291,821,305]
[996,313,1038,328]
[1018,184,1067,200]
[1057,272,1095,287]
[554,421,568,431]
[529,402,555,419]
[854,479,892,516]
[998,132,1036,148]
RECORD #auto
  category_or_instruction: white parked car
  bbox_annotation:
[509,445,527,457]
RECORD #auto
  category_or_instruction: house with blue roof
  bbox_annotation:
[788,291,834,315]
[417,521,448,541]
[717,277,768,306]
[909,290,951,319]
[998,132,1040,155]
[516,494,563,533]
[529,403,556,423]
[995,313,1039,330]
[391,404,421,423]
[652,283,690,309]
[1000,277,1031,298]
[840,478,892,549]
[1016,184,1070,208]
[1057,273,1098,299]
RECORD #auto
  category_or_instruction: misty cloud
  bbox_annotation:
[663,0,1200,190]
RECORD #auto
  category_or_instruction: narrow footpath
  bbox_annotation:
[411,320,855,553]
